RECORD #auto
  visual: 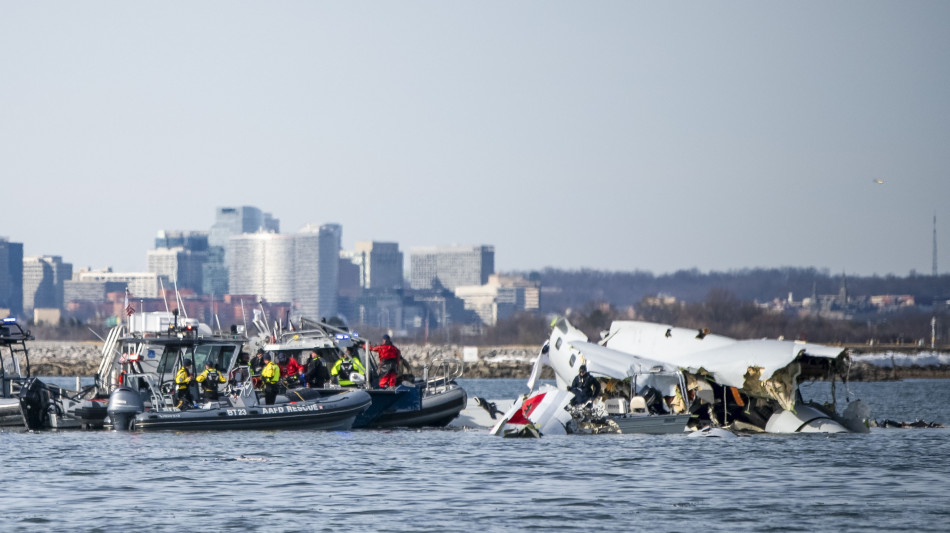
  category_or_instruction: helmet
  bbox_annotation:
[578,365,587,373]
[183,359,193,366]
[382,334,391,343]
[263,354,271,361]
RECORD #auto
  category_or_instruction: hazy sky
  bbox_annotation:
[2,2,948,277]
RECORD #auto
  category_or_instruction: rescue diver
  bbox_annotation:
[331,347,366,387]
[261,354,280,405]
[196,360,228,401]
[175,359,195,409]
[569,365,601,406]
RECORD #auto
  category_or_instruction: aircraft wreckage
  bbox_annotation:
[490,318,870,436]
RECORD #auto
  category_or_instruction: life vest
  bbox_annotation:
[200,369,221,392]
[261,362,280,384]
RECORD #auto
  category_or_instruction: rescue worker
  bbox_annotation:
[331,347,366,387]
[277,352,304,388]
[229,352,251,387]
[196,360,228,401]
[305,349,331,388]
[249,348,266,375]
[569,365,601,406]
[261,353,280,405]
[370,334,402,388]
[175,359,195,409]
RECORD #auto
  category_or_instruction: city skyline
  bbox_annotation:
[3,3,949,277]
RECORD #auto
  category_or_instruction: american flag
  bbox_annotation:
[124,289,135,316]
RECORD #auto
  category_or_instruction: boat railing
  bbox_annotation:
[121,372,175,412]
[421,357,464,395]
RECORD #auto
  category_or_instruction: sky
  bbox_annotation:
[2,2,948,277]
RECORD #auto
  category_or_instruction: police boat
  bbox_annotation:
[264,318,467,429]
[107,371,371,431]
[0,317,108,430]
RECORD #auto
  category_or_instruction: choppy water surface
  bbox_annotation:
[1,379,948,532]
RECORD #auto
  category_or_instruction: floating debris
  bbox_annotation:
[872,419,944,429]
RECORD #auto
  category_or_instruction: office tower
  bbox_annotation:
[228,224,340,318]
[149,230,209,294]
[23,255,72,312]
[207,206,280,294]
[229,233,295,303]
[72,270,165,299]
[154,230,209,252]
[409,245,494,290]
[209,206,279,251]
[350,241,404,290]
[296,224,341,319]
[0,238,24,317]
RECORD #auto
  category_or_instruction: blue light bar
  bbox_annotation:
[2,317,16,324]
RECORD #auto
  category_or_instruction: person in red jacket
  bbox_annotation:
[277,352,304,388]
[371,334,402,388]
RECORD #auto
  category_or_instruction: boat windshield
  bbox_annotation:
[193,344,239,373]
[155,344,197,376]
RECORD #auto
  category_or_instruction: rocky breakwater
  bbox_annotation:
[400,345,553,379]
[24,341,105,377]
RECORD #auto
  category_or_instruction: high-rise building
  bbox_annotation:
[348,241,404,290]
[409,245,494,290]
[149,230,210,295]
[454,274,540,326]
[71,270,166,299]
[209,206,279,251]
[147,248,206,294]
[296,224,341,319]
[229,233,294,302]
[0,238,24,317]
[207,206,280,295]
[154,230,209,252]
[23,255,72,312]
[228,224,341,319]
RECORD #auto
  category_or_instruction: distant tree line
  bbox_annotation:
[467,268,950,347]
[521,267,950,312]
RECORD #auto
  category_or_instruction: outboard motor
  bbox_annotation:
[18,377,51,430]
[107,386,145,431]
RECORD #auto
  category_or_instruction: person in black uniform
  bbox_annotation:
[569,365,601,406]
[305,349,331,388]
[249,348,267,376]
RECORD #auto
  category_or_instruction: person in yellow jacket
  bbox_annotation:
[195,361,228,401]
[331,348,366,387]
[175,359,195,409]
[260,354,280,405]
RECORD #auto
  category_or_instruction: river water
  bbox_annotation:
[1,378,948,532]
